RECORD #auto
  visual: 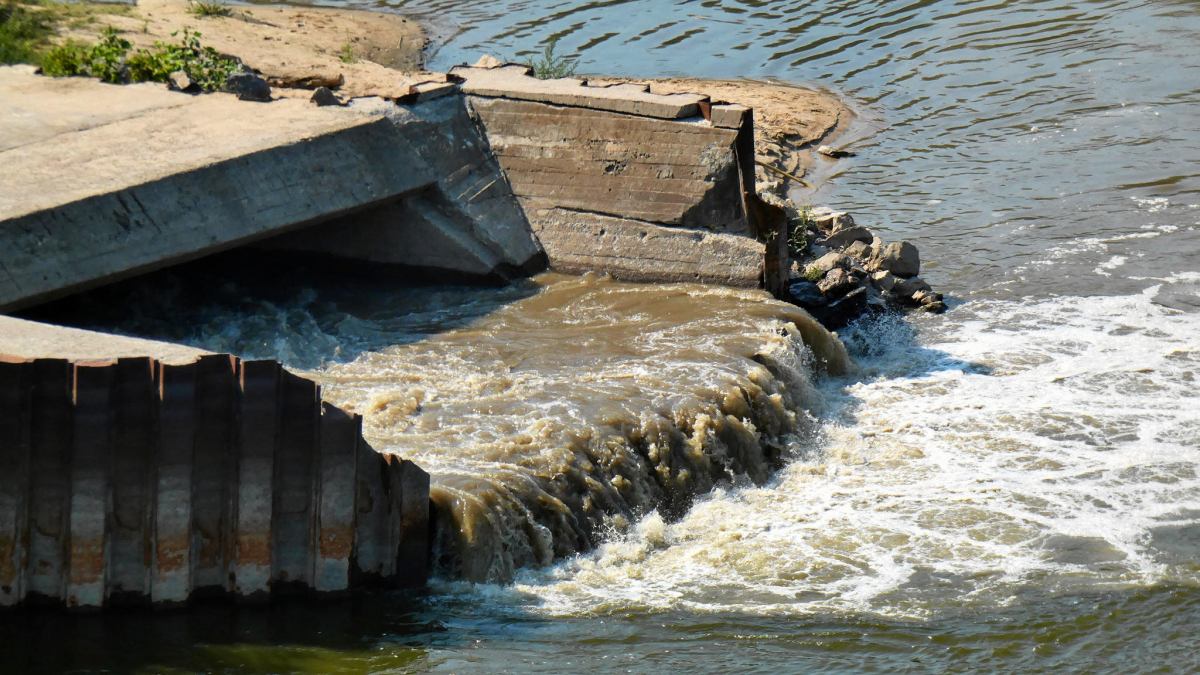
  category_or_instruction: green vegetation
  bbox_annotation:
[802,264,824,283]
[0,1,51,64]
[527,37,577,79]
[187,0,231,18]
[337,41,355,64]
[41,27,238,91]
[788,204,816,257]
[1,0,130,66]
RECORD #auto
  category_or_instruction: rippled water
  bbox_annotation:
[10,0,1200,672]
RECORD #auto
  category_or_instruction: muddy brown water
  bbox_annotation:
[7,0,1200,672]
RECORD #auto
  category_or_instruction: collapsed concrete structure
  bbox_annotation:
[0,59,793,609]
[0,66,541,312]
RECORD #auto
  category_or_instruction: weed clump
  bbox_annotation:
[788,205,816,257]
[0,1,51,64]
[187,0,231,18]
[1,0,129,65]
[41,27,239,91]
[527,37,577,79]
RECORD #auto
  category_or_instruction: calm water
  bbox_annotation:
[10,0,1200,672]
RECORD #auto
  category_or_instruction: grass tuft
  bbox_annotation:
[0,1,52,64]
[527,37,577,79]
[188,0,231,18]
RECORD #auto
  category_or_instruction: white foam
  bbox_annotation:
[501,291,1200,621]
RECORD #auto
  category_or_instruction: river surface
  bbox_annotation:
[9,0,1200,672]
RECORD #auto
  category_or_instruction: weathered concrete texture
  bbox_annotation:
[0,66,543,311]
[0,316,208,364]
[0,350,428,610]
[256,98,546,281]
[453,64,708,119]
[453,66,789,293]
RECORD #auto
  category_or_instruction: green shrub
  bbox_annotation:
[337,41,355,64]
[527,37,577,79]
[788,205,816,257]
[187,0,231,18]
[0,1,51,64]
[127,28,238,90]
[40,26,238,92]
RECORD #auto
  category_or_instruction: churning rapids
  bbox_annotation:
[6,0,1200,672]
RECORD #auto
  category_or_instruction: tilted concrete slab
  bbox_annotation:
[450,65,709,119]
[0,66,543,312]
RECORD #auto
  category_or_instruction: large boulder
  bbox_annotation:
[872,241,920,278]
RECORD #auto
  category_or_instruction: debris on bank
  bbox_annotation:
[783,206,946,328]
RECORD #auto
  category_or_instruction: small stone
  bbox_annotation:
[817,267,857,298]
[226,70,272,102]
[809,207,854,233]
[817,145,856,158]
[874,241,920,278]
[473,54,503,69]
[806,251,850,277]
[167,70,198,94]
[310,86,344,107]
[820,226,873,250]
[921,300,948,314]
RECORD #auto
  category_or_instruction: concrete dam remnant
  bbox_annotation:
[1,57,801,608]
[0,318,428,609]
[452,64,789,295]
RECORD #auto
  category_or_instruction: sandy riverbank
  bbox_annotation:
[59,0,442,98]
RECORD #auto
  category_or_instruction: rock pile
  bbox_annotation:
[786,206,945,328]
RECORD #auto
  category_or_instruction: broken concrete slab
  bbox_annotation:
[451,65,709,119]
[528,207,765,287]
[0,67,543,311]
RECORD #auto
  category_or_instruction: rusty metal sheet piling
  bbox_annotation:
[0,354,429,610]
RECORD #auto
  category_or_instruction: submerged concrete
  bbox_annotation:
[0,66,543,312]
[0,318,428,609]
